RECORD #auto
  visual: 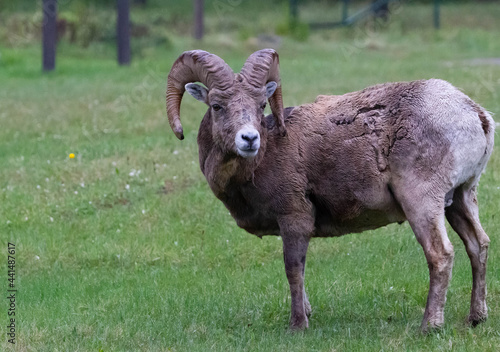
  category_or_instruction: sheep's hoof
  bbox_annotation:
[289,317,308,331]
[420,320,444,334]
[468,312,487,327]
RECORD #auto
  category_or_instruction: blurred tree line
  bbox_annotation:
[0,0,495,50]
[1,0,495,13]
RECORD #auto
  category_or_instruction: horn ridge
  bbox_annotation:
[240,49,286,136]
[166,50,234,140]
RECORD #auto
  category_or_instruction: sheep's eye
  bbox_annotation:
[212,104,222,111]
[260,102,267,110]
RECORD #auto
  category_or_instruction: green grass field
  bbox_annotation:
[1,1,500,351]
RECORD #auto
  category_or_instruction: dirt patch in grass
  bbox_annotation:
[157,178,198,195]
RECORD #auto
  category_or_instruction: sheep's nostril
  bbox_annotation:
[241,133,258,143]
[236,128,260,155]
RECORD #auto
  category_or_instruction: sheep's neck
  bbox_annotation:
[202,149,260,200]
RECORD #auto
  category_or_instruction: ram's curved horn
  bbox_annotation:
[166,50,234,140]
[240,49,286,136]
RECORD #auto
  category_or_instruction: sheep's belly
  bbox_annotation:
[309,189,407,237]
[313,208,406,237]
[232,207,405,238]
[233,213,281,238]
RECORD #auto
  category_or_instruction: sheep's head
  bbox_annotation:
[166,49,286,159]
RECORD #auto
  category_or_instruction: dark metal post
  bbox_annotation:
[342,0,349,24]
[290,0,298,21]
[372,0,389,21]
[117,0,131,65]
[42,0,57,72]
[194,0,204,40]
[434,0,440,29]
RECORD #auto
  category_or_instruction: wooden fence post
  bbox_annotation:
[42,0,57,72]
[117,0,131,65]
[290,0,298,22]
[434,0,441,29]
[194,0,204,40]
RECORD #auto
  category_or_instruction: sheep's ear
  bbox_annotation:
[185,83,209,105]
[265,81,277,99]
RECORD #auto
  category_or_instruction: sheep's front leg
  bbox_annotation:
[280,216,313,330]
[283,235,310,329]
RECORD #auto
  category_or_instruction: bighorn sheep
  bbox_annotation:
[166,49,494,332]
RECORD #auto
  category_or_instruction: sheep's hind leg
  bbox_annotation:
[280,216,313,330]
[413,209,454,332]
[445,186,490,326]
[395,190,454,332]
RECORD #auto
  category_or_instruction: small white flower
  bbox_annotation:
[50,217,54,222]
[347,253,350,256]
[74,191,78,195]
[173,150,179,155]
[125,184,130,190]
[36,185,41,189]
[24,217,28,221]
[173,176,177,180]
[117,229,121,233]
[45,178,49,182]
[80,183,85,188]
[116,254,120,259]
[112,161,117,166]
[6,220,11,225]
[35,255,40,260]
[89,201,92,204]
[47,160,51,164]
[389,286,393,290]
[174,241,178,246]
[226,240,229,243]
[142,209,146,214]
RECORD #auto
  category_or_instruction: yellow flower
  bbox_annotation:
[69,153,75,159]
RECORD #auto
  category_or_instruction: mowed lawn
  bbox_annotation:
[1,2,500,351]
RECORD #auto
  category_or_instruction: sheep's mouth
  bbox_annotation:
[237,147,259,158]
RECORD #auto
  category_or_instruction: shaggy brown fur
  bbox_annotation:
[166,49,494,332]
